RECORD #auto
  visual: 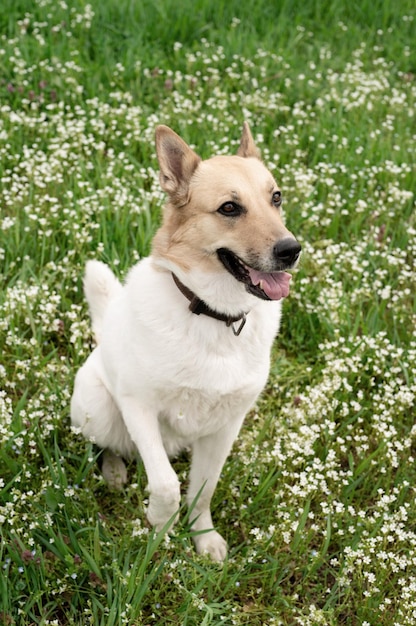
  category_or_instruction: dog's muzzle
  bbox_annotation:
[217,237,301,301]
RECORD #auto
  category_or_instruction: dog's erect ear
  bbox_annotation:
[237,121,261,159]
[155,126,201,204]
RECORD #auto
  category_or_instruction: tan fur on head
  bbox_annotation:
[153,123,295,274]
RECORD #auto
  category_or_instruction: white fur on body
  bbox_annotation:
[71,257,281,560]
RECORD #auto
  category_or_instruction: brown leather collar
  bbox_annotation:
[172,273,247,336]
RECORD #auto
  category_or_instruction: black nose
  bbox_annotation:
[273,238,302,267]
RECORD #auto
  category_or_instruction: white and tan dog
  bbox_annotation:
[70,123,301,561]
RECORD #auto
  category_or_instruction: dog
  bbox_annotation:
[70,122,301,561]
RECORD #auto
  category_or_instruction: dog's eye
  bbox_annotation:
[272,191,282,208]
[217,202,243,217]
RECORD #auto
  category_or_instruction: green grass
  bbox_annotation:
[1,0,415,624]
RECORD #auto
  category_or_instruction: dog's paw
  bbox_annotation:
[193,530,228,562]
[147,483,181,533]
[102,450,128,490]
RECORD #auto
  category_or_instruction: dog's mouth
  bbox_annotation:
[217,248,291,301]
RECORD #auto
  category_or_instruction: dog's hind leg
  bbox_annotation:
[101,449,128,490]
[71,349,134,488]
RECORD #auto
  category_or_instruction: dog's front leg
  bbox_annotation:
[187,416,245,561]
[120,397,181,532]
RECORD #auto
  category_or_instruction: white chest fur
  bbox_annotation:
[97,259,281,456]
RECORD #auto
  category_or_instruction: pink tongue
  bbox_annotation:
[247,269,291,300]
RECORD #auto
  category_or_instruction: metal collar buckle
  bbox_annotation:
[228,313,247,336]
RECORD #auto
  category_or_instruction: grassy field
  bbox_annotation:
[0,0,415,624]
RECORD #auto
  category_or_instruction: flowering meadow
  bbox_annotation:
[0,0,415,624]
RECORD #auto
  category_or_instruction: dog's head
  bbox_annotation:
[153,123,301,311]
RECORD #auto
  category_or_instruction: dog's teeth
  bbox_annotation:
[259,280,264,290]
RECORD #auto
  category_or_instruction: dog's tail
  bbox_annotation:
[84,260,122,344]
